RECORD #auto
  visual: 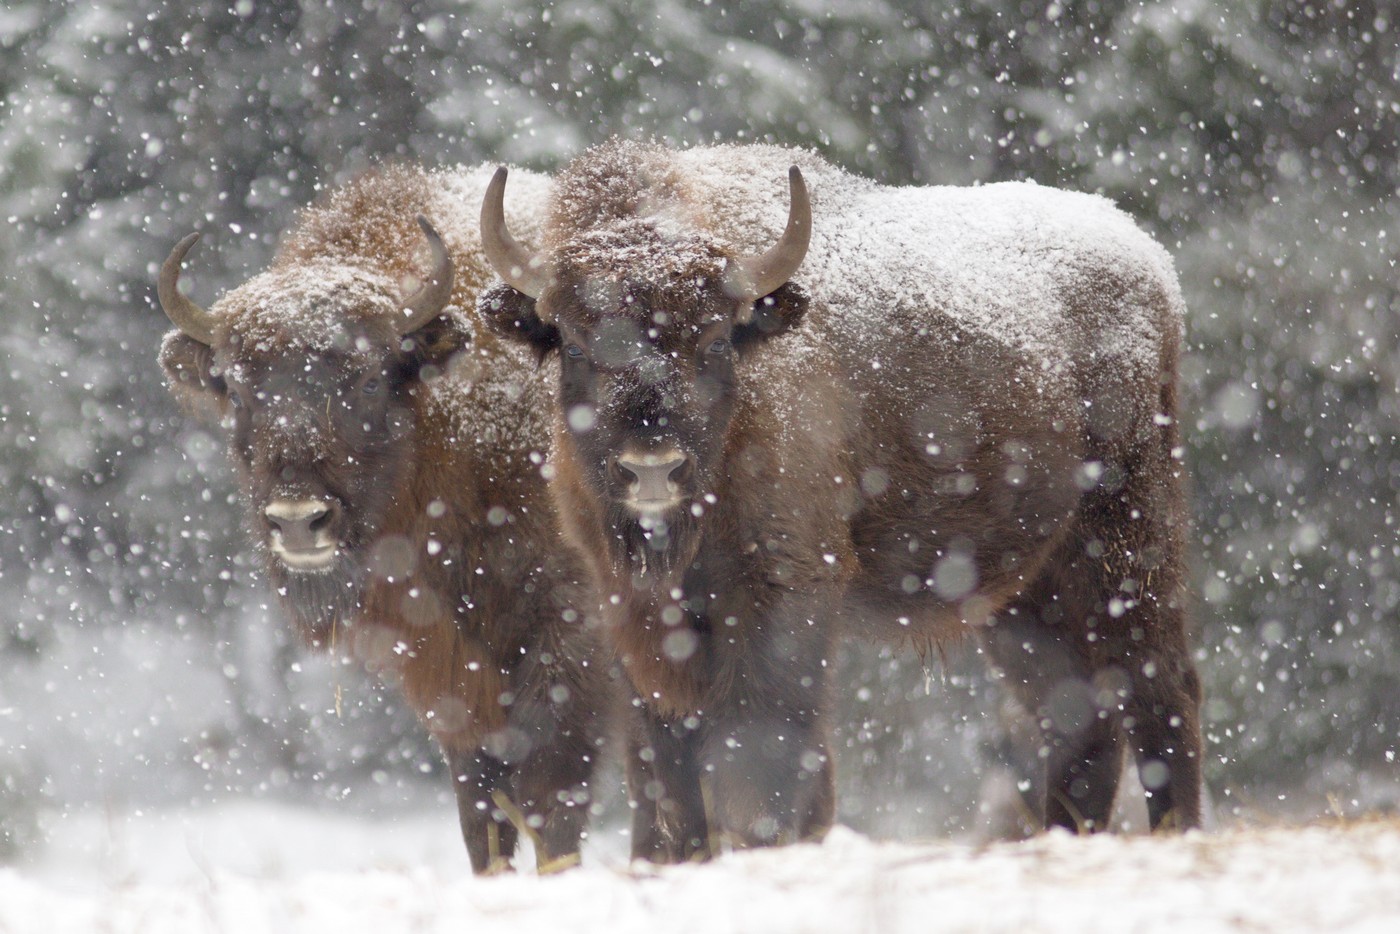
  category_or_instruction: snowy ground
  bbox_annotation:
[2,804,1398,933]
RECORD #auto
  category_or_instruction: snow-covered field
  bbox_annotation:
[2,803,1397,933]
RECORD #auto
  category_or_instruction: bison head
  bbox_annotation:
[158,217,463,639]
[478,166,809,574]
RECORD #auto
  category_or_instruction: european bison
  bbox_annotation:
[158,165,609,873]
[478,141,1202,858]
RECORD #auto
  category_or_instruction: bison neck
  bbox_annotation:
[597,497,849,722]
[298,400,513,750]
[602,550,720,720]
[552,414,854,721]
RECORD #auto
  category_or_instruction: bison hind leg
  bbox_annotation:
[1119,636,1203,832]
[1081,457,1203,832]
[983,469,1203,834]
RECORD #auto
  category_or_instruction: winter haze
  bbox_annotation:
[0,0,1396,928]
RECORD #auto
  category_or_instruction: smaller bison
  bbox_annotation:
[158,165,608,873]
[479,141,1202,859]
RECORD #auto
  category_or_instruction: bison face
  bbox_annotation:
[158,219,460,636]
[208,331,413,572]
[556,281,735,522]
[478,165,811,574]
[480,272,807,574]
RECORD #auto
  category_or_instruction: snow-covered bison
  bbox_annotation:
[478,141,1202,859]
[158,166,609,874]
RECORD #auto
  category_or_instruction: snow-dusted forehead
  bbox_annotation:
[557,222,730,291]
[550,146,731,288]
[210,262,402,353]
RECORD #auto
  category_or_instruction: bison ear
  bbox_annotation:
[400,311,471,377]
[734,281,809,350]
[477,282,560,358]
[159,332,227,409]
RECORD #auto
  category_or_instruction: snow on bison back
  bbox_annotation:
[478,140,1202,857]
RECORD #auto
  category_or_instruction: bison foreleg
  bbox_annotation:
[445,749,519,874]
[626,705,710,863]
[700,708,834,849]
[981,606,1125,833]
[1045,712,1124,831]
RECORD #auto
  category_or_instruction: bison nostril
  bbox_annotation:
[308,505,333,533]
[615,451,692,504]
[668,456,694,487]
[264,500,334,547]
[610,457,637,486]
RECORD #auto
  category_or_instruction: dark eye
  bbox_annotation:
[565,344,585,359]
[707,338,730,355]
[228,388,244,408]
[362,377,381,395]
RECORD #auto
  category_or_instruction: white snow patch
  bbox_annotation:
[4,805,1398,933]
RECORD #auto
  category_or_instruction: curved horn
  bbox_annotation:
[158,233,218,345]
[480,166,549,298]
[732,166,811,305]
[397,214,455,334]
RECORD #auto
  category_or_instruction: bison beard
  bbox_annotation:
[266,553,364,646]
[481,140,1204,858]
[612,499,701,579]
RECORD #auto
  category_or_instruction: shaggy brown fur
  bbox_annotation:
[159,165,610,874]
[480,140,1202,859]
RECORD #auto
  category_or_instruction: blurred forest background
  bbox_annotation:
[1,0,1396,857]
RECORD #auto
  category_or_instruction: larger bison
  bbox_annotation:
[158,165,609,873]
[479,141,1202,858]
